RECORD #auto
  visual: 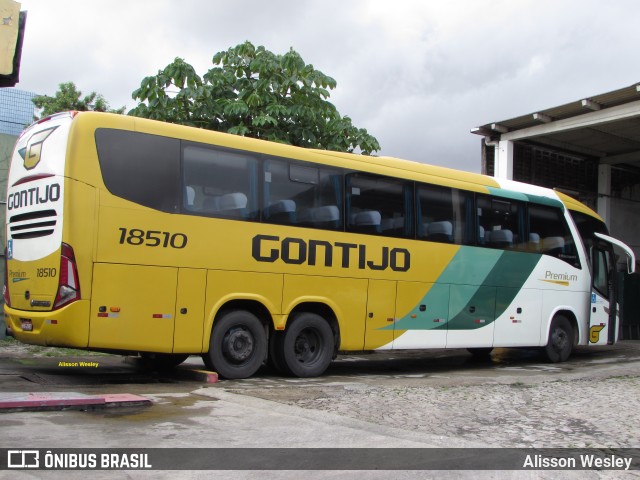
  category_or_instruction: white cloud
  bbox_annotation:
[14,0,640,172]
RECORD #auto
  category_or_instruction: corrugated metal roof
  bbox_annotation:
[472,83,640,167]
[473,83,640,135]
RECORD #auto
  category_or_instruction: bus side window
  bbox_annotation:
[346,173,413,238]
[96,129,181,213]
[592,247,611,297]
[182,144,259,220]
[264,157,344,230]
[477,195,524,251]
[529,204,581,268]
[263,158,298,225]
[417,184,473,245]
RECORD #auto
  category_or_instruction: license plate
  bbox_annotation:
[21,319,33,332]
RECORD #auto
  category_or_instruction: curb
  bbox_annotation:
[0,392,152,412]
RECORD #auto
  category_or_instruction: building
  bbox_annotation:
[0,88,36,219]
[0,87,36,136]
[472,83,640,266]
[0,88,35,326]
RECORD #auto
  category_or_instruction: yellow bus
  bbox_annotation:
[4,112,635,378]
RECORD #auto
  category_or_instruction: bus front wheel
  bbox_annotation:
[280,312,334,378]
[204,310,266,379]
[544,315,574,363]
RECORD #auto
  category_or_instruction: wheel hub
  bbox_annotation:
[223,328,254,363]
[294,330,318,363]
[552,328,567,351]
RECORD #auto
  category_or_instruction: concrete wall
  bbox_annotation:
[610,185,640,269]
[0,133,13,247]
[0,133,15,333]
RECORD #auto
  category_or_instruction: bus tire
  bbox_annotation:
[544,315,574,363]
[268,331,291,375]
[205,310,266,379]
[281,312,333,378]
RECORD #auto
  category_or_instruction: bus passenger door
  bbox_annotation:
[89,264,177,352]
[363,280,396,350]
[589,244,617,345]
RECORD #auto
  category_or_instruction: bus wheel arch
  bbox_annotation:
[544,311,577,363]
[203,300,271,379]
[273,302,339,378]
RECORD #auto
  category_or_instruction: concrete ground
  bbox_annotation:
[0,338,639,479]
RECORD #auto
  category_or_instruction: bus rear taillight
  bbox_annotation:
[3,250,9,307]
[54,243,80,309]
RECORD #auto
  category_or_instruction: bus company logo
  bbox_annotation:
[252,234,411,272]
[7,450,40,468]
[18,126,58,170]
[589,324,605,343]
[541,270,578,287]
[9,269,28,283]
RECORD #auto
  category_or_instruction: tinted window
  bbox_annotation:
[529,204,580,268]
[346,174,413,237]
[182,144,259,220]
[263,157,343,229]
[477,196,525,250]
[592,248,611,297]
[96,129,180,212]
[417,185,473,245]
[570,210,608,253]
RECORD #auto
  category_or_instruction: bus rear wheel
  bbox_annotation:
[280,312,334,378]
[267,331,289,375]
[204,310,266,379]
[544,315,574,363]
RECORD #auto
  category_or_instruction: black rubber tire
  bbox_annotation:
[281,312,334,378]
[544,315,574,363]
[139,353,189,370]
[205,310,266,379]
[267,330,291,375]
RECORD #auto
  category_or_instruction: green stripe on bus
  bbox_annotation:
[447,250,541,330]
[487,187,564,210]
[486,187,529,202]
[388,248,541,331]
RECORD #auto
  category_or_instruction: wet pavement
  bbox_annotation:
[0,339,639,479]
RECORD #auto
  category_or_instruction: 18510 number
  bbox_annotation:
[118,228,188,249]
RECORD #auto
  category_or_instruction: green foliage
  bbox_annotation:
[129,42,380,155]
[32,82,125,119]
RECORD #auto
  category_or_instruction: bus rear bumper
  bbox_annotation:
[4,300,90,349]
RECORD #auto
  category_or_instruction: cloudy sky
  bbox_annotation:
[12,0,640,172]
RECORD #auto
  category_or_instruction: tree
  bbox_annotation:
[32,82,125,119]
[129,42,380,155]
